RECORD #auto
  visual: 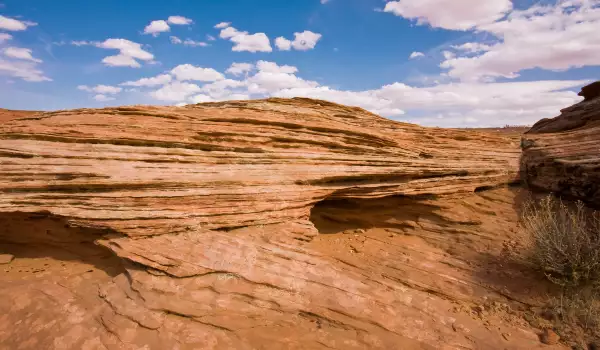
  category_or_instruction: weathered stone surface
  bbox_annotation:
[1,98,556,349]
[579,81,600,101]
[0,254,14,264]
[522,81,600,205]
[540,329,560,345]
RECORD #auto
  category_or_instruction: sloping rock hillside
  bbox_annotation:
[522,81,600,206]
[0,99,558,349]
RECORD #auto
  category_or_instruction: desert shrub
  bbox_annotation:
[522,195,600,287]
[546,288,600,334]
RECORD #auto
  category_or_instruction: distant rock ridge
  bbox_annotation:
[522,81,600,206]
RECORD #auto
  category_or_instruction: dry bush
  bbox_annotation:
[546,288,600,335]
[522,195,600,287]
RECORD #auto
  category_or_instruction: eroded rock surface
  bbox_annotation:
[0,98,555,349]
[522,81,600,206]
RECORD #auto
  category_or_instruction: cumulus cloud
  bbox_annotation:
[102,55,142,68]
[121,74,172,87]
[73,39,154,68]
[275,37,292,51]
[441,1,600,82]
[226,62,254,76]
[291,31,322,51]
[218,25,272,52]
[3,47,42,62]
[383,0,513,30]
[451,42,492,53]
[170,64,225,82]
[275,31,322,51]
[189,94,214,103]
[214,22,231,29]
[93,94,115,102]
[150,81,202,102]
[122,57,586,127]
[0,33,11,43]
[0,58,50,82]
[167,16,193,25]
[144,20,170,36]
[247,67,318,94]
[170,36,208,47]
[409,51,424,59]
[78,84,122,94]
[0,15,37,31]
[256,60,298,74]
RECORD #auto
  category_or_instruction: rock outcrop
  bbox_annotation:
[1,98,555,349]
[522,81,600,206]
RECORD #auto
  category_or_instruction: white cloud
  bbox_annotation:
[219,26,272,52]
[183,39,208,47]
[383,0,512,30]
[71,40,92,47]
[275,31,322,51]
[0,15,37,31]
[291,31,322,51]
[440,1,600,82]
[91,39,154,68]
[409,51,424,59]
[150,81,202,102]
[247,71,318,94]
[170,64,225,82]
[256,60,298,74]
[0,58,50,82]
[3,47,41,63]
[133,59,586,127]
[442,51,455,60]
[189,94,214,103]
[78,84,122,94]
[276,79,586,126]
[200,79,246,99]
[167,16,193,25]
[214,22,231,29]
[102,54,141,68]
[451,42,492,53]
[121,74,172,87]
[321,0,331,3]
[275,37,292,51]
[0,33,11,43]
[93,94,115,102]
[207,34,216,41]
[144,20,170,36]
[170,36,208,47]
[226,62,254,76]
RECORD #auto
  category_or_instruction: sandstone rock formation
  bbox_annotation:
[0,108,38,123]
[522,81,600,206]
[0,99,557,349]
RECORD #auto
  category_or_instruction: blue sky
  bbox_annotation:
[0,0,598,126]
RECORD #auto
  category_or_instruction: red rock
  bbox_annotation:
[0,98,541,349]
[522,82,600,205]
[540,329,560,345]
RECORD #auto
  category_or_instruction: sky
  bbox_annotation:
[0,0,598,127]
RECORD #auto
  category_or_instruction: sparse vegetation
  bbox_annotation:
[522,195,600,345]
[522,195,600,287]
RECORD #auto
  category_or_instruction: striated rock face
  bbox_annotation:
[522,81,600,206]
[0,98,551,349]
